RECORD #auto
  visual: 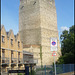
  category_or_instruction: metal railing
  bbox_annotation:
[11,58,17,64]
[23,59,33,64]
[2,57,9,64]
[23,58,38,64]
[18,58,23,64]
[33,59,38,64]
[56,64,75,74]
[35,64,75,75]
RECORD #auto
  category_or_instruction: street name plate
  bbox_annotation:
[8,70,25,73]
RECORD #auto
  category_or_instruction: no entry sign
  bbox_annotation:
[50,38,57,51]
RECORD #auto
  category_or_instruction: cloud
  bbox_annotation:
[60,26,69,32]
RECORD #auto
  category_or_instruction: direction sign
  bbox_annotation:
[50,38,57,51]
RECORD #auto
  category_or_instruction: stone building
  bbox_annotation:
[19,0,61,66]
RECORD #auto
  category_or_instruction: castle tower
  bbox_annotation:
[19,0,61,65]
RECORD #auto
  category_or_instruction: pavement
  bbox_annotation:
[58,72,75,75]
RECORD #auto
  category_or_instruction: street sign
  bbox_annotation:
[8,66,29,75]
[8,70,25,73]
[50,38,57,51]
[52,51,57,56]
[52,41,56,46]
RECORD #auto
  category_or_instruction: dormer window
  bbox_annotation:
[18,41,20,47]
[2,36,5,43]
[11,39,13,45]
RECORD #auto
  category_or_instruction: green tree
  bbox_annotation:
[57,25,74,64]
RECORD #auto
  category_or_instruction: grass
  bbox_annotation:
[18,73,25,75]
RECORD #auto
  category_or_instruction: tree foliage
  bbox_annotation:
[57,25,74,64]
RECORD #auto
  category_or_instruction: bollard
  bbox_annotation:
[30,65,32,75]
[45,65,46,75]
[25,66,29,75]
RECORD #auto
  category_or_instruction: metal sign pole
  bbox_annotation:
[50,38,57,75]
[54,56,56,75]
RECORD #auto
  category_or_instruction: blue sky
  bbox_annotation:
[1,0,74,38]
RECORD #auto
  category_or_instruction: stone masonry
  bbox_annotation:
[19,0,61,66]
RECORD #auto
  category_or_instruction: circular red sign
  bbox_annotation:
[52,41,56,46]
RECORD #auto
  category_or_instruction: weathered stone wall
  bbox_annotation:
[39,0,61,65]
[19,0,61,66]
[19,0,41,45]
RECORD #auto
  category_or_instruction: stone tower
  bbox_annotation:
[19,0,61,65]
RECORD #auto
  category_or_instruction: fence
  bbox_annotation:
[34,64,75,75]
[56,64,74,74]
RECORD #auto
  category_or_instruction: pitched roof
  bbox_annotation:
[1,25,4,29]
[7,29,13,38]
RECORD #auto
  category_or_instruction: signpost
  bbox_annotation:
[8,66,29,75]
[50,38,57,75]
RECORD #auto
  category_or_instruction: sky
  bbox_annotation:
[1,0,74,39]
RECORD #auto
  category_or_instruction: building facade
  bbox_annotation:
[19,0,61,66]
[1,25,23,74]
[1,25,36,75]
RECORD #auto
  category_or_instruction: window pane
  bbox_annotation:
[2,49,5,57]
[18,41,20,47]
[2,36,5,42]
[11,39,13,45]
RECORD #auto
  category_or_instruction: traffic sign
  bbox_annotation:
[50,38,57,51]
[52,51,57,56]
[52,41,56,46]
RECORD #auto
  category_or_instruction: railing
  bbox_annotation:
[2,57,9,64]
[56,64,75,74]
[11,58,17,64]
[23,58,38,64]
[35,64,75,75]
[33,59,38,64]
[1,68,7,74]
[18,58,23,64]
